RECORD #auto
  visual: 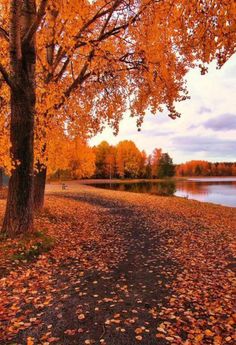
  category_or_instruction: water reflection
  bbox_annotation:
[175,179,236,207]
[91,181,176,196]
[90,178,236,207]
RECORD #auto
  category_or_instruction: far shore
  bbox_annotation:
[47,176,236,184]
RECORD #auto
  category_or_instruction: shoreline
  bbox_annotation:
[48,176,236,184]
[45,179,236,208]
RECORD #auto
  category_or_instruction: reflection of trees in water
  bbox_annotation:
[117,182,176,196]
[177,181,208,195]
[92,180,236,197]
[148,182,176,196]
[93,181,176,196]
[176,181,236,196]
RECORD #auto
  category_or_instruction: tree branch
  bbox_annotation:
[46,0,157,109]
[10,0,22,70]
[0,26,9,42]
[99,0,121,39]
[53,2,121,84]
[23,0,48,43]
[47,2,119,83]
[0,63,15,88]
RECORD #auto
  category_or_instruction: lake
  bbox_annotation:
[89,177,236,207]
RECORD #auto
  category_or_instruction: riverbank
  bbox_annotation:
[46,177,236,207]
[47,177,186,185]
[0,185,235,344]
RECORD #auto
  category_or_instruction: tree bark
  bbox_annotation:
[34,163,47,211]
[0,168,3,188]
[2,84,35,235]
[1,1,37,236]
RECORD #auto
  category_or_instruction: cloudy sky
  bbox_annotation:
[90,56,236,164]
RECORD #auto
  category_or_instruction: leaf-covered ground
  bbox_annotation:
[0,184,235,345]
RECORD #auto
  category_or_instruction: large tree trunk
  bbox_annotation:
[34,163,47,211]
[32,6,57,213]
[1,1,37,236]
[2,86,35,235]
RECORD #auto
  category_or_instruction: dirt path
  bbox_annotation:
[1,186,235,344]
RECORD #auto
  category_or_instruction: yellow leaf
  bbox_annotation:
[205,329,214,337]
[27,337,34,345]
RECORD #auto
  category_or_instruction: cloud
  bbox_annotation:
[202,113,236,131]
[90,55,236,163]
[198,106,212,114]
[172,135,236,157]
[141,129,174,137]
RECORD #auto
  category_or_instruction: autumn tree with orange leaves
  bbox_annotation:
[176,160,236,177]
[116,140,143,178]
[94,141,116,179]
[0,0,235,235]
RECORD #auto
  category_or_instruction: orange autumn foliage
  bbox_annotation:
[0,0,236,234]
[0,0,236,167]
[47,131,95,179]
[116,140,143,178]
[176,160,236,177]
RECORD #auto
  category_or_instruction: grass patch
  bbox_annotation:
[11,230,54,262]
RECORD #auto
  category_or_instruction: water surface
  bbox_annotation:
[90,177,236,207]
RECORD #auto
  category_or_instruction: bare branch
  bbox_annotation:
[99,0,121,39]
[75,5,115,40]
[0,63,15,88]
[53,2,121,83]
[47,0,157,107]
[64,50,95,99]
[23,0,48,43]
[48,2,119,82]
[0,26,9,42]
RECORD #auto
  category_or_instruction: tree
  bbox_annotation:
[104,146,116,179]
[0,0,47,235]
[145,155,152,179]
[139,150,148,178]
[0,168,3,189]
[151,149,174,178]
[232,164,236,176]
[151,148,162,178]
[175,160,236,177]
[68,138,95,179]
[94,141,112,178]
[157,153,175,178]
[1,0,235,235]
[46,131,95,180]
[116,140,142,178]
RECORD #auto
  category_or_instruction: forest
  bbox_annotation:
[1,137,236,182]
[47,139,175,180]
[45,138,236,180]
[176,160,236,177]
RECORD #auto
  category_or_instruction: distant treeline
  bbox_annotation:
[47,139,175,181]
[93,142,236,179]
[176,160,236,177]
[93,140,175,179]
[2,140,235,184]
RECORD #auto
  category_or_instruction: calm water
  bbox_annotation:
[90,177,236,207]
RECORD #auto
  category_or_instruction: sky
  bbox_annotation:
[90,55,236,164]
